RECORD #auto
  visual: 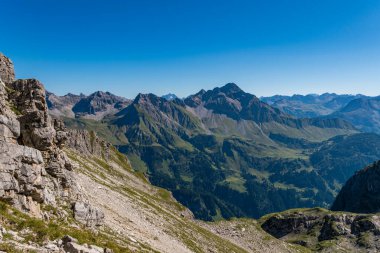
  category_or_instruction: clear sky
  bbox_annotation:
[1,0,380,98]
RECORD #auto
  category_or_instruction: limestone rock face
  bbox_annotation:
[8,79,55,150]
[66,129,110,159]
[0,52,103,226]
[0,142,44,216]
[0,53,15,84]
[73,202,105,227]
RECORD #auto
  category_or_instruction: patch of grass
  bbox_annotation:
[0,201,130,253]
[10,105,22,115]
[0,243,24,253]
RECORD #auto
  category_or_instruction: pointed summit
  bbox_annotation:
[71,90,130,117]
[162,93,178,101]
[219,83,243,94]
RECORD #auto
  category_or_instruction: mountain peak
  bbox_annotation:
[90,90,113,97]
[162,93,178,101]
[219,83,243,94]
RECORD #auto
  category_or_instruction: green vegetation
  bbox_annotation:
[66,146,252,253]
[0,201,130,253]
[64,89,380,222]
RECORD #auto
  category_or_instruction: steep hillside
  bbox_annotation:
[310,133,380,191]
[262,93,366,118]
[329,96,380,133]
[65,129,304,253]
[331,160,380,213]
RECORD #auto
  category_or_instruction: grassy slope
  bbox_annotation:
[0,201,130,253]
[65,146,250,252]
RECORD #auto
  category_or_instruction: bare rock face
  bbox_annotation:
[66,129,110,159]
[0,142,44,216]
[0,52,104,226]
[0,53,15,85]
[73,202,105,227]
[61,235,112,253]
[8,79,56,150]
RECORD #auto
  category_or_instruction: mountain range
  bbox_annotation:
[46,82,380,221]
[263,93,380,134]
[3,52,380,252]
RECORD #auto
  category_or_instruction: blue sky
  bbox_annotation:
[1,0,380,98]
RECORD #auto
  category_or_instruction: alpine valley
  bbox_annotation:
[2,52,380,253]
[48,81,380,222]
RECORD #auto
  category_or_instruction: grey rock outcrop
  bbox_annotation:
[66,129,110,159]
[0,52,15,84]
[261,208,380,250]
[0,52,103,226]
[73,202,105,227]
[61,235,112,253]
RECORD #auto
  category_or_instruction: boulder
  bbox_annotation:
[61,235,107,253]
[73,202,105,227]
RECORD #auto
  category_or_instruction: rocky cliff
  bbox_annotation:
[0,53,102,225]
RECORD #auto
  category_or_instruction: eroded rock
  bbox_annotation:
[0,52,104,225]
[0,53,15,85]
[73,202,105,227]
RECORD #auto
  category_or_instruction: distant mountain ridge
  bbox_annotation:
[185,84,355,131]
[329,96,380,133]
[72,83,364,221]
[162,93,179,101]
[263,92,380,134]
[262,93,367,118]
[46,90,131,120]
